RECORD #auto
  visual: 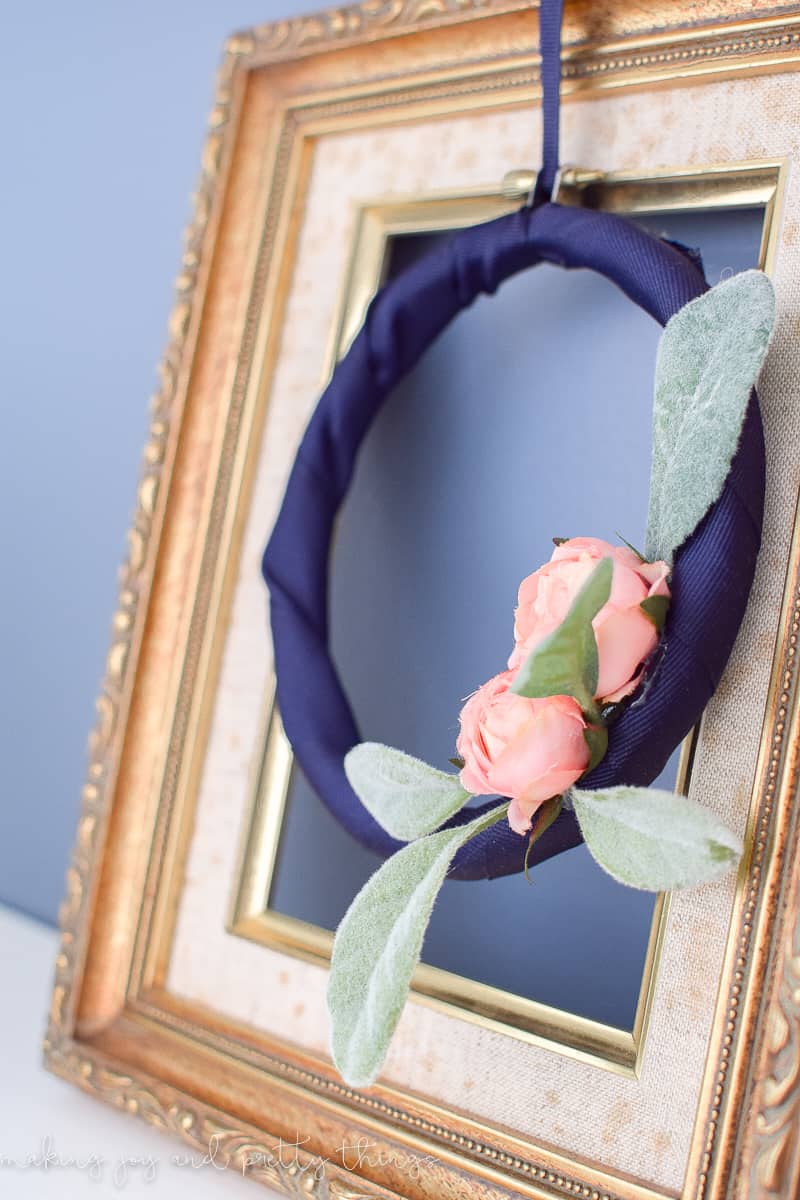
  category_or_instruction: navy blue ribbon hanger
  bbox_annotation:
[530,0,563,206]
[261,0,765,880]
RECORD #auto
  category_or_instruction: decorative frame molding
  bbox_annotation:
[44,3,800,1198]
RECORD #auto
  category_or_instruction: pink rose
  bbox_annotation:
[509,537,670,703]
[456,671,591,835]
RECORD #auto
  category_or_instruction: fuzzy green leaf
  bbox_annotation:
[344,743,471,842]
[511,557,613,715]
[640,595,670,632]
[645,270,775,565]
[571,785,742,891]
[327,804,508,1087]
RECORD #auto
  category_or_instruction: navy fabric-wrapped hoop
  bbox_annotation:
[262,201,765,880]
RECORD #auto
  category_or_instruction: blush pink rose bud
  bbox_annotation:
[509,536,671,703]
[456,670,591,835]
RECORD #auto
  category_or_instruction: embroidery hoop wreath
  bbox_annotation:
[261,0,775,1090]
[262,209,775,1088]
[262,204,773,883]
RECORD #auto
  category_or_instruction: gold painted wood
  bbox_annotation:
[44,3,800,1198]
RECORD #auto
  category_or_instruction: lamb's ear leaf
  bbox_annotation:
[571,785,742,891]
[645,270,775,565]
[327,804,508,1087]
[511,557,612,717]
[344,743,471,841]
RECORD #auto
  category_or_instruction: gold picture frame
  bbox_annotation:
[45,4,800,1198]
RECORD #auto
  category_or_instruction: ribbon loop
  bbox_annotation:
[531,0,564,206]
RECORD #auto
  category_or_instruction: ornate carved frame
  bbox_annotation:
[45,3,800,1198]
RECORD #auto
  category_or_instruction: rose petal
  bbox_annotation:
[459,763,490,796]
[550,536,616,563]
[600,666,645,705]
[595,608,659,699]
[487,699,588,801]
[605,561,648,612]
[508,797,534,835]
[639,558,671,598]
[507,762,588,834]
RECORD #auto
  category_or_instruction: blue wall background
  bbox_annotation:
[0,4,764,955]
[0,2,319,926]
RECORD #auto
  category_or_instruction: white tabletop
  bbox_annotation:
[0,904,263,1197]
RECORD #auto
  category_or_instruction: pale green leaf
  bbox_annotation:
[511,557,612,715]
[571,785,742,891]
[344,742,471,841]
[645,270,775,565]
[327,803,508,1087]
[583,724,608,773]
[640,594,670,632]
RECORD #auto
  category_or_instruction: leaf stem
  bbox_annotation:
[524,795,564,884]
